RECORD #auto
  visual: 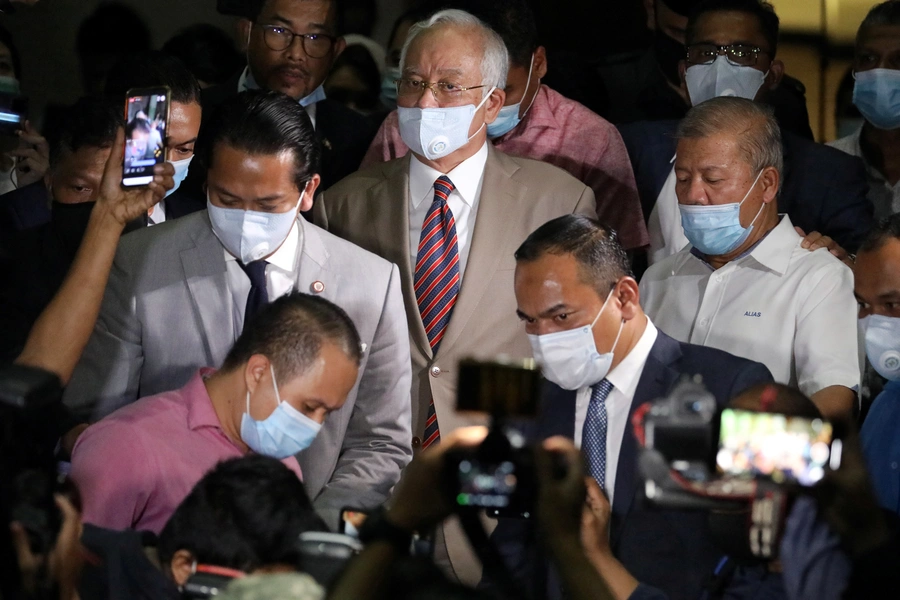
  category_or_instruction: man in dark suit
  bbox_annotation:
[487,214,773,600]
[200,0,376,192]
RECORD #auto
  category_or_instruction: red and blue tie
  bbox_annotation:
[415,175,460,448]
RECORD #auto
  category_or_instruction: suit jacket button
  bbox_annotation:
[430,366,441,377]
[311,281,325,293]
[412,436,422,449]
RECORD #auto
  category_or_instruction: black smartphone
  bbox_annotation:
[122,86,170,187]
[716,408,841,486]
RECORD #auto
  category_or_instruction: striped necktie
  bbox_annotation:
[583,379,614,491]
[414,175,460,448]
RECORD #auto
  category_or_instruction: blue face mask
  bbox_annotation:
[860,315,900,381]
[240,364,323,459]
[679,169,765,256]
[166,156,193,198]
[380,66,401,106]
[853,68,900,131]
[488,54,536,139]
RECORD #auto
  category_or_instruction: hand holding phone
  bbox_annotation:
[122,87,170,187]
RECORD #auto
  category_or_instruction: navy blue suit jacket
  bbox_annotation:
[618,120,875,253]
[487,330,773,600]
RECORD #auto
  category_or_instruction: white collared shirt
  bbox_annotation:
[574,317,658,508]
[147,198,166,226]
[829,126,900,219]
[408,142,488,279]
[237,67,318,129]
[640,215,860,396]
[223,220,301,339]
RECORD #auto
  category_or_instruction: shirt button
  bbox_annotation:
[412,436,422,449]
[311,281,325,293]
[716,275,724,282]
[700,318,709,326]
[430,366,441,377]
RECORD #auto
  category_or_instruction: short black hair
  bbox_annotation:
[247,0,339,34]
[442,0,538,68]
[157,455,325,572]
[860,213,900,254]
[686,0,780,56]
[104,51,202,106]
[76,2,151,58]
[48,97,124,169]
[859,1,900,41]
[221,291,362,382]
[0,23,21,82]
[162,25,244,88]
[515,215,632,295]
[196,90,321,191]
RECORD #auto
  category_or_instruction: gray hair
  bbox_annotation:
[860,1,900,42]
[399,9,509,99]
[676,97,783,190]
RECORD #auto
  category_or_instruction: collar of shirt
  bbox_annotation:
[222,217,301,274]
[186,367,228,433]
[147,198,166,226]
[409,141,489,209]
[604,316,659,398]
[687,214,797,276]
[493,84,560,142]
[237,66,319,127]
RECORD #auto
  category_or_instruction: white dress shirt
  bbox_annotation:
[640,215,860,396]
[829,126,900,220]
[407,142,488,279]
[224,220,301,339]
[574,318,659,508]
[646,162,689,265]
[237,67,318,128]
[147,198,166,226]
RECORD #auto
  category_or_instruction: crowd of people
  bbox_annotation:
[2,0,900,598]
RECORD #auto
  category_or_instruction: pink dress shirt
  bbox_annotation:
[70,369,303,534]
[361,84,649,250]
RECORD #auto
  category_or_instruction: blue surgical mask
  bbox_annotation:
[852,68,900,131]
[299,84,327,108]
[241,364,323,459]
[685,56,768,106]
[679,169,765,256]
[166,156,193,198]
[488,54,536,139]
[397,86,496,161]
[207,184,306,264]
[380,67,401,106]
[860,315,900,381]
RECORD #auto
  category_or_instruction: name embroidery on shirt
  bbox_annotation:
[744,311,762,317]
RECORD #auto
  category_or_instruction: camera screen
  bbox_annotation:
[0,92,26,136]
[123,91,168,186]
[456,458,518,508]
[717,409,834,486]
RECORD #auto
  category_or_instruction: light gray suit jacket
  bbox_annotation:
[63,211,413,524]
[315,146,597,583]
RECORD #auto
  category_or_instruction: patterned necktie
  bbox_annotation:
[239,260,269,330]
[414,175,460,449]
[583,379,614,491]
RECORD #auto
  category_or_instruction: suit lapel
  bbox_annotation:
[437,147,520,356]
[367,157,432,359]
[610,332,682,547]
[180,213,235,365]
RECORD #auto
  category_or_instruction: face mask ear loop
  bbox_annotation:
[609,318,626,356]
[269,363,283,405]
[738,169,767,230]
[519,53,537,120]
[591,284,618,328]
[466,86,498,143]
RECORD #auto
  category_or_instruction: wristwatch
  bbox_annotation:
[357,508,413,554]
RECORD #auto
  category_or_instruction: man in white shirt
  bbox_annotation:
[488,213,772,600]
[314,8,596,585]
[64,90,412,529]
[640,97,859,421]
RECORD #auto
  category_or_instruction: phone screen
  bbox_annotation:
[717,409,839,486]
[456,458,519,508]
[0,91,26,137]
[122,88,169,187]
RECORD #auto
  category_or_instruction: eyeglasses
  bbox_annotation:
[686,43,770,67]
[256,24,336,59]
[395,78,486,103]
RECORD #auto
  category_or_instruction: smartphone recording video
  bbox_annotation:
[122,87,170,187]
[716,409,840,486]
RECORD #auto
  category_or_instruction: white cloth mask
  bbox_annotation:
[397,86,496,160]
[685,56,768,105]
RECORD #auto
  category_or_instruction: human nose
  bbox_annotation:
[683,176,710,205]
[416,83,440,108]
[286,34,307,60]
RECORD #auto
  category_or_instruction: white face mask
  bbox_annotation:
[166,156,193,198]
[206,183,307,264]
[528,287,624,390]
[860,315,900,382]
[685,55,768,105]
[397,86,496,161]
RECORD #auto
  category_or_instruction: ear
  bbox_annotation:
[533,46,549,80]
[615,277,642,321]
[332,36,347,61]
[645,0,657,31]
[300,174,321,212]
[766,59,784,90]
[760,166,779,204]
[244,354,270,396]
[483,88,507,124]
[238,19,253,52]
[170,549,195,587]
